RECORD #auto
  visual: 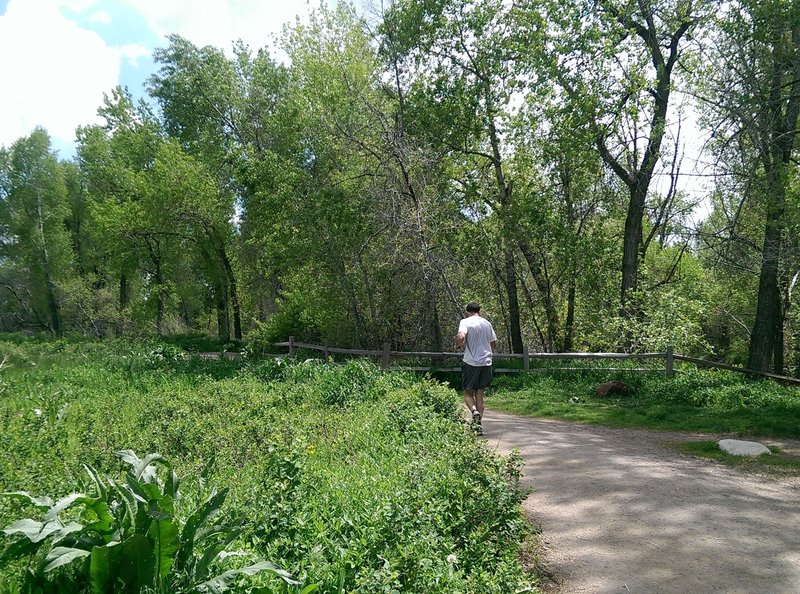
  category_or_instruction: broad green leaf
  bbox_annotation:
[1,491,54,509]
[148,518,180,579]
[197,561,300,594]
[194,527,243,581]
[115,449,141,468]
[110,480,139,534]
[42,546,91,572]
[83,464,108,501]
[136,453,166,482]
[118,534,155,589]
[3,519,65,543]
[175,487,227,572]
[0,536,39,564]
[44,493,86,521]
[78,497,116,539]
[89,545,113,594]
[165,468,180,499]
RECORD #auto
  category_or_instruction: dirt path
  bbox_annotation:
[484,409,800,594]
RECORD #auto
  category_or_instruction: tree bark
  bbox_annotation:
[564,275,576,352]
[119,274,128,310]
[518,240,559,352]
[504,246,524,353]
[36,195,62,336]
[217,242,242,340]
[594,2,692,314]
[747,23,800,373]
[487,114,524,353]
[620,186,647,314]
[747,221,783,372]
[216,281,231,342]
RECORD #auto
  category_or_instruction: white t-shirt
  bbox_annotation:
[458,315,497,367]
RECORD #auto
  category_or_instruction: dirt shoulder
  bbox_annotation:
[484,409,800,594]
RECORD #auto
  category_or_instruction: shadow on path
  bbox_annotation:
[484,409,800,594]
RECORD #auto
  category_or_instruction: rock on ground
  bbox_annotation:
[718,439,771,456]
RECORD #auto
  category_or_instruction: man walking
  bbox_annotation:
[455,302,497,435]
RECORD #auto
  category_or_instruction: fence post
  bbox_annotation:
[382,343,391,371]
[666,345,674,378]
[288,336,295,356]
[523,345,530,371]
[324,345,329,360]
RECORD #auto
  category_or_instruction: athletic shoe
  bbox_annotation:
[472,408,481,422]
[475,424,484,436]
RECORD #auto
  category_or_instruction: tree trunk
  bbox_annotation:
[155,262,165,336]
[44,273,61,337]
[504,246,524,353]
[119,274,128,310]
[216,282,231,342]
[36,196,62,336]
[217,243,242,340]
[620,186,647,314]
[487,113,524,353]
[564,274,576,352]
[747,213,784,372]
[593,4,689,318]
[518,240,559,352]
[746,23,800,373]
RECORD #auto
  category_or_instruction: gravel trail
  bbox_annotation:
[484,409,800,594]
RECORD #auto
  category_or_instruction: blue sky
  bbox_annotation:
[0,0,326,158]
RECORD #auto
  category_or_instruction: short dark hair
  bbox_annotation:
[465,302,481,313]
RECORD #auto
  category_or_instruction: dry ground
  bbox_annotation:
[484,409,800,594]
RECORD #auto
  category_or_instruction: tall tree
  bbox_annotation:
[382,0,541,352]
[79,89,237,337]
[548,0,711,316]
[0,129,73,335]
[703,0,800,372]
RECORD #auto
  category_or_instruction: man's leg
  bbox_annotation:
[474,389,485,417]
[464,386,482,422]
[463,388,477,415]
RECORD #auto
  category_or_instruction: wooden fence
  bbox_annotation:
[272,337,800,386]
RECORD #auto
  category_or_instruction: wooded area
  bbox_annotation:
[1,0,799,375]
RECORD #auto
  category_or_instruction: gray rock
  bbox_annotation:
[718,439,771,456]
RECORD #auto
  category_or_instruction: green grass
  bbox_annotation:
[486,365,800,439]
[0,335,538,593]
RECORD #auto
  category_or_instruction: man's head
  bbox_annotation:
[465,302,481,314]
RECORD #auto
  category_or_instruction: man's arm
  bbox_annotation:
[455,332,466,350]
[490,339,497,353]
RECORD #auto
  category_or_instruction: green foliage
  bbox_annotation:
[0,450,298,593]
[0,337,536,593]
[3,0,800,376]
[490,365,800,438]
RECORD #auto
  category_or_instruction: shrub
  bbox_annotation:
[0,338,537,593]
[0,450,301,594]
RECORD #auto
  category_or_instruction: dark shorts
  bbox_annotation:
[462,362,493,390]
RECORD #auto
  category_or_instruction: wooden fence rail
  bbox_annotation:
[272,338,800,386]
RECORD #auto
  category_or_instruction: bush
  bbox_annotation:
[0,338,536,593]
[0,450,299,593]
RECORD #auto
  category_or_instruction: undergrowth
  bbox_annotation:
[0,335,536,593]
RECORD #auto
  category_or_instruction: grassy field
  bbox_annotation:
[478,365,800,438]
[0,336,537,593]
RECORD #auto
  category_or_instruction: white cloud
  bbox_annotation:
[123,0,318,56]
[118,43,151,66]
[0,0,120,150]
[0,0,334,153]
[89,9,111,24]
